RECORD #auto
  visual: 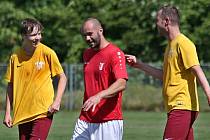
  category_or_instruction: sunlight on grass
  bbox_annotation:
[0,111,210,140]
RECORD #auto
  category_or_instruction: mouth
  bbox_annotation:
[87,41,94,47]
[32,40,39,46]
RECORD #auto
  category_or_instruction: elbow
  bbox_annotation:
[63,74,67,83]
[60,73,67,85]
[121,85,126,91]
[119,79,127,91]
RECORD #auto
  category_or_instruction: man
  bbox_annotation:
[126,5,210,140]
[3,18,67,140]
[71,18,128,140]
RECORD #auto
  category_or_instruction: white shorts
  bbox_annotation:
[71,119,123,140]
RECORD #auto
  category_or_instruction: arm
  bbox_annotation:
[3,82,13,128]
[48,73,67,114]
[125,54,163,80]
[82,78,127,112]
[190,65,210,105]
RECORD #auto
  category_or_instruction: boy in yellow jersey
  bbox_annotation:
[126,5,210,140]
[3,18,67,140]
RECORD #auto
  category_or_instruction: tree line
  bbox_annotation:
[0,0,210,63]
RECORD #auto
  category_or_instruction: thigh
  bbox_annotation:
[91,120,123,140]
[18,121,33,140]
[71,120,123,140]
[163,110,198,140]
[71,119,90,140]
[30,116,53,140]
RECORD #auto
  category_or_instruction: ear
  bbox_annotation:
[164,17,170,27]
[99,28,103,34]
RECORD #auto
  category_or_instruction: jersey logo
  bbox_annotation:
[35,61,45,70]
[99,62,105,70]
[176,101,184,106]
[117,51,123,70]
[168,49,174,57]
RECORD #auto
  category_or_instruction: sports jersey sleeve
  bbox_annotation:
[111,49,128,80]
[49,50,64,77]
[178,40,200,70]
[5,56,14,83]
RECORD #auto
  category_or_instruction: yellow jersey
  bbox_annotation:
[163,34,200,112]
[5,43,64,125]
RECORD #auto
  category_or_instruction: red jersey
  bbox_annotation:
[79,43,128,123]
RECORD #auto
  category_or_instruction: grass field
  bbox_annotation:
[0,111,210,140]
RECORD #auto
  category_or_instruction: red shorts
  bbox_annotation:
[163,110,198,140]
[18,116,53,140]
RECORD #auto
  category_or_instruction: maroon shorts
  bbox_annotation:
[163,109,198,140]
[18,115,53,140]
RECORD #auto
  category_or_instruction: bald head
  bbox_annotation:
[81,18,103,34]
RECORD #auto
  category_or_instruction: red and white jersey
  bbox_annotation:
[79,43,128,123]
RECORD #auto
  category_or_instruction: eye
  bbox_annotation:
[86,32,93,36]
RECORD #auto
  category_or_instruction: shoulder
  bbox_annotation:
[108,43,125,55]
[178,34,195,49]
[38,43,57,55]
[9,47,22,60]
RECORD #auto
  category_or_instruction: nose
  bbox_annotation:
[36,34,42,40]
[85,35,91,42]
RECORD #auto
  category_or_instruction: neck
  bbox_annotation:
[99,37,109,50]
[168,26,181,41]
[22,42,36,56]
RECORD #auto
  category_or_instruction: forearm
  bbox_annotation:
[5,83,13,114]
[191,66,210,97]
[135,60,163,80]
[199,77,210,97]
[97,78,127,99]
[54,73,67,102]
[5,94,11,115]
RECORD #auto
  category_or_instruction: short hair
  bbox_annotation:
[158,5,180,26]
[20,18,43,35]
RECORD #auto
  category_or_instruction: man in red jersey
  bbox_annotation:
[71,18,128,140]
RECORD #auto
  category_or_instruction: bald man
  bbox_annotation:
[71,18,128,140]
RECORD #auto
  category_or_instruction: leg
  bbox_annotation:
[90,120,123,140]
[18,122,33,140]
[71,119,90,140]
[71,119,123,140]
[163,110,198,140]
[186,111,198,140]
[30,116,53,140]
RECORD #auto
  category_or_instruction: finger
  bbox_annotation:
[82,100,91,109]
[125,54,131,57]
[83,102,93,111]
[48,106,52,112]
[83,104,91,111]
[8,121,12,128]
[48,108,55,115]
[3,121,11,128]
[92,105,96,112]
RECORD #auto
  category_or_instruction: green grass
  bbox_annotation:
[0,111,210,140]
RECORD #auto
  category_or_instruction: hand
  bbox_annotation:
[48,101,61,115]
[125,54,138,66]
[82,95,101,112]
[3,113,12,128]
